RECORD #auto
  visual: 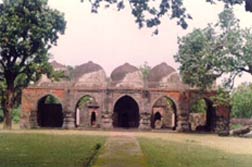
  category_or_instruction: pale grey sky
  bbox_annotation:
[48,0,252,85]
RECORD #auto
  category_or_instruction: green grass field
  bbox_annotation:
[0,133,105,167]
[0,131,252,167]
[139,137,252,167]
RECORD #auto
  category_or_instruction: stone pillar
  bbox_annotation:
[176,112,190,132]
[101,111,113,129]
[20,111,38,129]
[29,111,39,128]
[176,92,190,132]
[139,90,151,130]
[215,105,230,136]
[62,89,75,129]
[63,111,75,129]
[139,112,151,130]
[101,90,113,129]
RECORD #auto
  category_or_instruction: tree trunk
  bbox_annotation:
[3,108,12,129]
[2,85,15,129]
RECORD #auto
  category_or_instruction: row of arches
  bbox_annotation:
[37,94,216,131]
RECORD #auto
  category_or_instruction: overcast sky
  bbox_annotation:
[48,0,252,85]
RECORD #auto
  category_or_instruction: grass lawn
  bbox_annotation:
[139,137,252,167]
[0,133,105,167]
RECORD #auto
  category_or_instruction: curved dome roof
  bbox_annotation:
[110,63,144,88]
[148,63,184,89]
[73,61,107,88]
[73,61,105,79]
[111,63,139,81]
[148,62,176,82]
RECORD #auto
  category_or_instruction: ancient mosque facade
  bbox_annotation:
[20,61,230,133]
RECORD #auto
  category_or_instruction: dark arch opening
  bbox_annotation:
[113,95,140,128]
[154,112,162,121]
[205,98,216,131]
[190,98,216,132]
[91,112,96,126]
[151,96,177,130]
[37,95,63,128]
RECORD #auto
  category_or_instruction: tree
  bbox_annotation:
[0,0,66,129]
[174,7,252,90]
[82,0,251,34]
[231,82,252,118]
[139,61,151,80]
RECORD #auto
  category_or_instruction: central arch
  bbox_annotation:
[113,95,140,128]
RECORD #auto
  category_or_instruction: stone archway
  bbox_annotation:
[113,95,140,128]
[189,98,216,132]
[37,95,63,128]
[151,96,177,130]
[75,95,99,128]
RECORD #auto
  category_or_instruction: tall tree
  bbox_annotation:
[82,0,251,33]
[0,0,66,129]
[174,7,252,90]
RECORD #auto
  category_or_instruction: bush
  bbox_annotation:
[231,83,252,118]
[12,106,21,123]
[0,109,3,122]
[191,99,207,113]
[0,106,21,123]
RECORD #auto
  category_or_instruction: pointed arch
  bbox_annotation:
[75,95,99,127]
[113,95,140,128]
[151,96,177,130]
[37,94,63,128]
[189,97,216,132]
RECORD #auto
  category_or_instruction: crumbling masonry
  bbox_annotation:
[20,61,230,133]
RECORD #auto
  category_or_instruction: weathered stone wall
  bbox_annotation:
[20,88,65,128]
[20,61,230,133]
[21,86,230,133]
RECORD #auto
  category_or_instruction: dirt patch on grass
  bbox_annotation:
[93,132,148,167]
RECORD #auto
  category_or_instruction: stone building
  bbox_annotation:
[20,61,230,133]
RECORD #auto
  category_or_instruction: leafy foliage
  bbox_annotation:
[210,87,231,107]
[12,106,21,123]
[191,99,207,113]
[175,7,252,90]
[139,61,151,80]
[0,106,21,123]
[44,95,61,104]
[0,0,66,128]
[82,0,250,33]
[77,96,94,110]
[231,83,252,118]
[0,109,3,122]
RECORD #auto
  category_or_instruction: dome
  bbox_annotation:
[73,61,107,88]
[110,63,144,88]
[148,62,176,82]
[148,63,183,89]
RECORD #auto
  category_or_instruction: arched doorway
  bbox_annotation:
[189,98,216,132]
[37,95,63,128]
[75,95,99,128]
[113,95,140,128]
[151,96,177,130]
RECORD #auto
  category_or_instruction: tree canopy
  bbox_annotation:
[174,7,252,90]
[0,0,66,129]
[82,0,251,34]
